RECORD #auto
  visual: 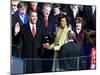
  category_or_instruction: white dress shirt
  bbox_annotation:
[29,22,36,33]
[76,28,81,34]
[19,14,25,24]
[71,5,79,18]
[92,6,96,15]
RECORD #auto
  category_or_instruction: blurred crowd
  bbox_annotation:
[11,0,96,74]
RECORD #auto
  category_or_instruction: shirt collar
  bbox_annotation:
[67,39,74,42]
[76,28,81,34]
[29,22,36,31]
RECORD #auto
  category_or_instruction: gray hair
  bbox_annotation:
[17,1,27,9]
[43,3,52,9]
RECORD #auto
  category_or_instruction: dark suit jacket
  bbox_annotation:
[38,14,56,58]
[39,14,56,38]
[12,22,43,73]
[35,14,56,72]
[12,11,28,27]
[58,41,80,71]
[83,6,96,30]
[13,22,42,59]
[12,11,29,57]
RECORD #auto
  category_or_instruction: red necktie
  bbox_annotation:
[45,18,48,27]
[32,25,36,37]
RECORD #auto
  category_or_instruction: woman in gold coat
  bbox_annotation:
[43,13,71,71]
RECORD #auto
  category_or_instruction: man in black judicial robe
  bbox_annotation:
[58,30,80,71]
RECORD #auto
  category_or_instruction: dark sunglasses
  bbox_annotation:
[12,4,17,7]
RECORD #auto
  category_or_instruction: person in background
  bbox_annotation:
[27,2,42,15]
[12,1,29,27]
[58,30,80,71]
[90,47,96,69]
[73,17,87,69]
[88,30,96,69]
[73,17,85,49]
[11,0,20,14]
[12,1,29,58]
[39,3,56,34]
[73,17,96,70]
[52,4,61,16]
[83,5,96,30]
[29,2,38,11]
[39,3,56,72]
[52,4,67,30]
[52,4,61,30]
[61,4,83,28]
[90,41,96,70]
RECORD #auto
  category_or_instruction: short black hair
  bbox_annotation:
[53,4,61,8]
[27,9,37,16]
[58,13,69,27]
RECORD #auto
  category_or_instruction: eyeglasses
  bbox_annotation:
[12,4,17,7]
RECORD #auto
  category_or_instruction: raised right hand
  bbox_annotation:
[14,22,20,35]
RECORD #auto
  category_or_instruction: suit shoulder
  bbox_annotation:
[21,23,29,29]
[60,43,67,49]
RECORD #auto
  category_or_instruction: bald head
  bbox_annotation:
[67,30,76,40]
